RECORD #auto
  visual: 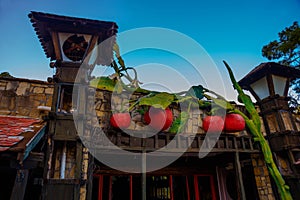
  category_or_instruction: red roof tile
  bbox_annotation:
[0,116,41,151]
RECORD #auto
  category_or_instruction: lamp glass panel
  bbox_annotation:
[87,45,98,65]
[250,76,269,100]
[272,75,287,96]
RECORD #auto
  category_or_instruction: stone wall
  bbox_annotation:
[92,89,213,135]
[0,77,53,118]
[251,154,275,200]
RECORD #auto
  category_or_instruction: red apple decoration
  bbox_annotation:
[144,107,173,131]
[202,116,224,133]
[224,113,245,132]
[110,113,131,129]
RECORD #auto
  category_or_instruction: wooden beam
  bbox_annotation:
[50,32,62,61]
[86,154,94,200]
[235,152,246,200]
[10,169,29,200]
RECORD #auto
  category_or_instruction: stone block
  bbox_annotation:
[259,190,264,195]
[192,125,199,134]
[258,158,264,166]
[192,117,199,126]
[187,119,193,133]
[134,122,147,131]
[33,94,46,102]
[268,188,273,194]
[260,195,268,200]
[254,167,260,176]
[0,110,11,115]
[29,109,40,118]
[33,87,45,94]
[267,194,275,200]
[16,82,30,96]
[263,167,269,176]
[0,81,7,87]
[7,81,19,90]
[17,96,30,107]
[33,100,42,107]
[8,97,16,110]
[45,87,54,94]
[46,96,53,107]
[17,107,30,116]
[95,91,104,99]
[255,176,262,187]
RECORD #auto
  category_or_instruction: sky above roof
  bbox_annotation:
[0,0,300,100]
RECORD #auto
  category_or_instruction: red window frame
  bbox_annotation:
[94,174,217,200]
[193,174,217,200]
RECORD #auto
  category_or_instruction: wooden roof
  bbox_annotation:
[0,116,46,161]
[28,11,118,62]
[238,62,300,90]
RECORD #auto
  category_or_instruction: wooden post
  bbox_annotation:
[86,154,94,200]
[80,147,89,200]
[235,152,246,200]
[10,169,29,200]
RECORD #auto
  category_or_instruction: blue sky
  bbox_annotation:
[0,0,300,100]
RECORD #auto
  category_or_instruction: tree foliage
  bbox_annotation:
[262,22,300,111]
[262,21,300,68]
[0,72,13,78]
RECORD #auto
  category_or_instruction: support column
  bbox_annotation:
[10,169,29,200]
[235,152,246,200]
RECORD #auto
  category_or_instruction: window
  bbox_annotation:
[93,174,217,200]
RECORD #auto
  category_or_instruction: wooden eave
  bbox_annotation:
[238,62,300,90]
[28,11,118,61]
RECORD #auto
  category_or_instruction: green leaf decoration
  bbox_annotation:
[204,94,234,110]
[169,111,189,133]
[187,85,204,99]
[90,77,123,93]
[138,92,175,109]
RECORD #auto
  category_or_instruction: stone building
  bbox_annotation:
[1,11,300,200]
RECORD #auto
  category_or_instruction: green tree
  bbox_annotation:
[0,72,13,78]
[262,21,300,68]
[262,22,300,110]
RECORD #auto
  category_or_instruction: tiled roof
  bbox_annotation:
[0,116,45,157]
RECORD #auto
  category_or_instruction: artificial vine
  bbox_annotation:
[223,61,292,200]
[91,43,293,199]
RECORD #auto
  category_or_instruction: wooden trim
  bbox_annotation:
[83,35,99,67]
[86,154,94,200]
[283,78,290,97]
[98,175,103,200]
[75,142,83,179]
[108,176,112,200]
[51,32,62,61]
[194,175,200,200]
[52,84,60,112]
[169,175,174,200]
[193,174,218,200]
[130,175,133,200]
[210,175,217,200]
[267,74,275,97]
[235,152,246,200]
[186,176,191,200]
[248,87,261,102]
[10,169,29,200]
